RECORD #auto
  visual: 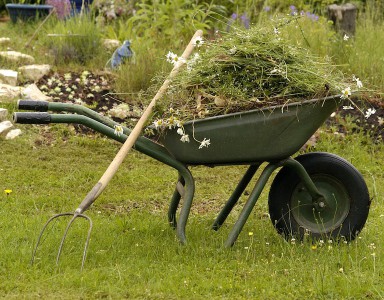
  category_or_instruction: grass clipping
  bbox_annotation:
[153,21,346,126]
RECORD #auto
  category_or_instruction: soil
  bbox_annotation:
[36,71,384,143]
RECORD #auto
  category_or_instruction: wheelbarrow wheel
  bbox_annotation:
[268,152,370,242]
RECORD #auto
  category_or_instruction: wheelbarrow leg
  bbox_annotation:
[168,174,185,229]
[175,168,195,245]
[212,164,260,231]
[225,162,280,247]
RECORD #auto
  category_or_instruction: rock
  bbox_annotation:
[0,37,11,46]
[0,120,13,136]
[103,39,121,51]
[0,69,18,86]
[0,108,7,121]
[22,84,52,101]
[5,129,22,140]
[0,51,35,64]
[0,84,23,102]
[18,64,51,82]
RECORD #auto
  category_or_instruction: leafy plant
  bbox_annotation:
[124,0,227,46]
[42,14,103,66]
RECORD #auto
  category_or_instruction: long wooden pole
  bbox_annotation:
[75,30,204,213]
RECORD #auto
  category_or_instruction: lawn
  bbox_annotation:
[1,108,383,299]
[1,0,384,298]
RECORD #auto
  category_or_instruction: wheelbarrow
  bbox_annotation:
[14,94,371,253]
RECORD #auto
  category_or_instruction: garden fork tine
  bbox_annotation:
[31,212,92,270]
[31,30,203,269]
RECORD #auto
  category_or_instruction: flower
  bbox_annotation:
[4,189,12,195]
[273,27,280,35]
[343,105,354,110]
[166,51,177,63]
[248,232,254,236]
[365,108,376,119]
[153,119,164,129]
[180,134,190,143]
[177,128,184,135]
[343,34,349,41]
[340,87,351,99]
[193,36,204,48]
[352,75,363,88]
[311,244,317,250]
[166,51,185,65]
[198,138,211,149]
[114,125,124,137]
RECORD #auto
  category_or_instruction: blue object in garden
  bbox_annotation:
[109,40,135,69]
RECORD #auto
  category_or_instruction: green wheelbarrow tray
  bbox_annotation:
[13,95,370,250]
[159,95,340,165]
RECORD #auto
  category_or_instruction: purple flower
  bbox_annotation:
[289,5,297,11]
[240,13,250,29]
[264,6,271,12]
[231,13,238,20]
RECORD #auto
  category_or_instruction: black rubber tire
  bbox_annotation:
[268,152,370,241]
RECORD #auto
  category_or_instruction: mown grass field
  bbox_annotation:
[1,1,383,298]
[1,104,383,299]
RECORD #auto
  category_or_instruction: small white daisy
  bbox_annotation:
[114,125,124,137]
[198,138,211,149]
[192,36,204,48]
[340,87,351,99]
[180,134,190,143]
[365,108,376,119]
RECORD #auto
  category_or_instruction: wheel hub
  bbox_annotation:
[290,174,351,234]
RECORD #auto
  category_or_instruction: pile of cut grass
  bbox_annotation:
[153,17,350,123]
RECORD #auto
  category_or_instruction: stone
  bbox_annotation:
[0,84,23,102]
[0,69,18,86]
[0,51,35,64]
[5,129,22,140]
[18,64,51,82]
[103,39,121,51]
[0,108,7,121]
[0,120,13,136]
[22,84,52,101]
[0,37,11,46]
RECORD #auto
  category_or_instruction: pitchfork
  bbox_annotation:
[31,30,203,269]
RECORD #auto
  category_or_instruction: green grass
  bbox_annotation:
[1,4,384,298]
[0,105,383,298]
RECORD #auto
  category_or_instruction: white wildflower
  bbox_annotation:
[340,87,351,99]
[114,125,124,137]
[180,134,190,143]
[273,27,280,35]
[153,119,163,129]
[229,46,237,55]
[365,108,376,119]
[352,75,363,88]
[192,36,204,48]
[166,51,185,65]
[177,128,184,135]
[343,34,349,41]
[198,138,211,149]
[343,105,354,110]
[166,51,177,63]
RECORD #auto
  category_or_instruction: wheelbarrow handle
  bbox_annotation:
[13,112,51,124]
[17,100,49,112]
